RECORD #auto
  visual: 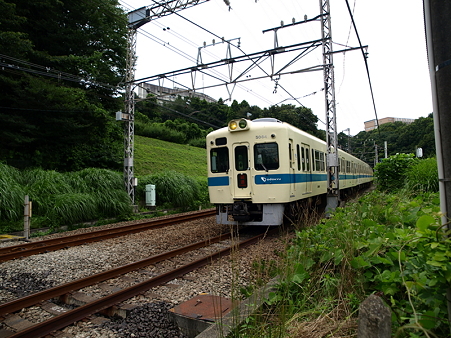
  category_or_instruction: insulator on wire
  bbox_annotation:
[223,0,230,6]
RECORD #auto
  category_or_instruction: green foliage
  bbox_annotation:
[271,190,449,337]
[350,115,435,167]
[349,192,448,336]
[374,153,419,191]
[0,0,126,171]
[405,158,439,193]
[135,121,186,144]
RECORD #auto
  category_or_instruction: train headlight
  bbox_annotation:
[239,119,247,128]
[229,121,238,130]
[228,119,250,132]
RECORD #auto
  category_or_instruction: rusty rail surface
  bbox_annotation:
[0,209,215,262]
[0,232,231,316]
[6,228,278,338]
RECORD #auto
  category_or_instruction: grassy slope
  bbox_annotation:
[134,135,207,178]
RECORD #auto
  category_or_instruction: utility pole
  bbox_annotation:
[122,1,210,204]
[424,0,451,329]
[320,0,339,215]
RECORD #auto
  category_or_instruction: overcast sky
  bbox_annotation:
[119,0,432,135]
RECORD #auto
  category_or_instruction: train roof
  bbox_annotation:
[207,118,370,167]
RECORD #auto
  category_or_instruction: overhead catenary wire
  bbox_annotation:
[344,0,379,130]
[0,54,120,90]
[130,0,308,108]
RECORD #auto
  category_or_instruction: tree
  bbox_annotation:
[0,0,128,170]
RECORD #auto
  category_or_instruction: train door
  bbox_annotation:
[289,139,295,195]
[301,143,312,193]
[232,143,252,198]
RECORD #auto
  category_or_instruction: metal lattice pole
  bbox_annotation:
[124,27,137,204]
[320,0,340,214]
[123,2,211,205]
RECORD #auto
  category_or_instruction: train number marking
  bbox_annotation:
[255,135,268,139]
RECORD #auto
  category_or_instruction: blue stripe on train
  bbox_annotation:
[208,176,230,186]
[254,173,327,184]
[208,174,373,187]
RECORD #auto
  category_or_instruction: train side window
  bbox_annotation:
[235,146,248,171]
[210,147,229,173]
[254,143,279,171]
[314,150,321,172]
[301,147,305,171]
[296,144,301,171]
[311,149,315,171]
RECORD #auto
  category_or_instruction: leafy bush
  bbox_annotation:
[405,157,439,193]
[135,121,186,144]
[349,192,448,336]
[374,153,419,191]
[187,137,206,148]
[274,191,449,337]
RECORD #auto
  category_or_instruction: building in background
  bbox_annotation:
[137,83,217,103]
[364,117,415,131]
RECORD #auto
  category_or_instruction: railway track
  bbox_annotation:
[1,228,278,338]
[0,209,215,262]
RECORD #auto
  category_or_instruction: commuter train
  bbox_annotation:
[206,118,373,226]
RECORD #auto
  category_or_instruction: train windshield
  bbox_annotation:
[210,147,229,173]
[235,146,248,171]
[254,143,279,171]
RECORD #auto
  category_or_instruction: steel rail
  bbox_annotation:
[0,232,231,316]
[0,209,215,262]
[7,228,278,338]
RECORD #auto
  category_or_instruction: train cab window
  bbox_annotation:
[306,148,310,171]
[320,152,325,171]
[210,147,229,173]
[254,143,279,171]
[215,137,227,146]
[235,146,248,171]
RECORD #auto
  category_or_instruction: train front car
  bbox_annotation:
[207,118,292,226]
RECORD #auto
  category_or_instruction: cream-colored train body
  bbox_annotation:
[207,118,373,226]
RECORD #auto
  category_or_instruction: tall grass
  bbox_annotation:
[21,168,74,216]
[0,165,132,232]
[0,163,25,221]
[137,170,208,209]
[405,157,439,193]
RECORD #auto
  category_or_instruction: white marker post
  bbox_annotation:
[24,195,32,240]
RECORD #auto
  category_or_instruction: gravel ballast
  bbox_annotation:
[0,214,290,337]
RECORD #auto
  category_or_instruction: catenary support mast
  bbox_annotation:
[124,25,137,205]
[320,0,340,214]
[123,1,210,204]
